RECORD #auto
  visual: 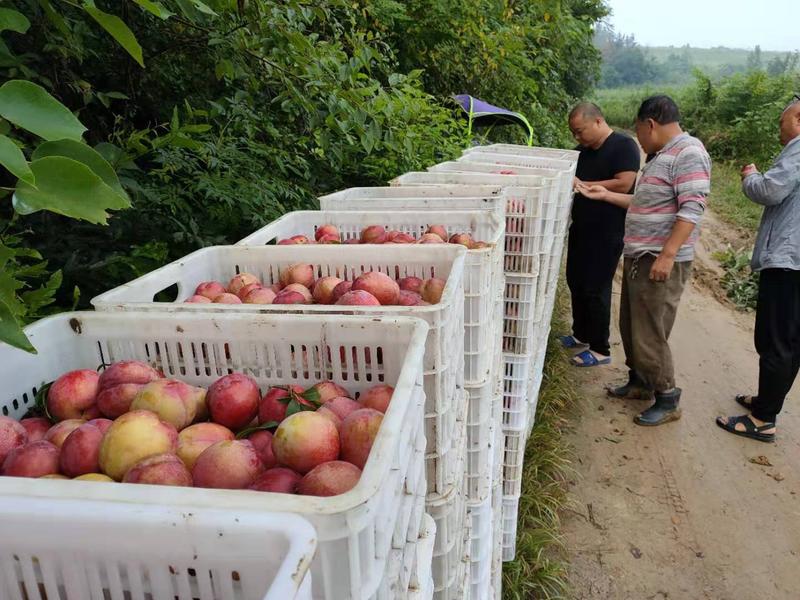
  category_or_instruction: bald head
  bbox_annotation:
[779,99,800,146]
[569,102,605,121]
[568,102,611,149]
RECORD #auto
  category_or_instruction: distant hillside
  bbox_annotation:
[595,23,799,88]
[644,45,790,69]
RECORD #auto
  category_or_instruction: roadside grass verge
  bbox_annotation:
[502,288,579,599]
[709,162,762,235]
[709,161,761,310]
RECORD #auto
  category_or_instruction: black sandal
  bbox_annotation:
[715,414,775,443]
[735,395,754,410]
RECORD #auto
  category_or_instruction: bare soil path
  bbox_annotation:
[562,210,800,600]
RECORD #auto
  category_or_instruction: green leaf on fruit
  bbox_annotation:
[33,381,53,421]
[235,421,278,439]
[285,398,316,417]
[299,387,322,408]
[13,156,130,224]
[0,80,86,141]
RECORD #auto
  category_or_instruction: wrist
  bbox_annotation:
[660,248,677,260]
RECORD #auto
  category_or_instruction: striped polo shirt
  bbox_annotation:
[624,132,712,262]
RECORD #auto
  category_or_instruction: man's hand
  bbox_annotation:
[650,253,675,282]
[575,182,608,201]
[573,177,583,189]
[741,164,759,179]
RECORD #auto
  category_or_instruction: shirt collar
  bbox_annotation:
[656,132,689,156]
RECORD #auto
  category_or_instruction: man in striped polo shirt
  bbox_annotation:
[577,96,712,426]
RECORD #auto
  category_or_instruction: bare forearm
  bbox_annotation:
[661,220,695,258]
[587,176,635,193]
[601,191,633,208]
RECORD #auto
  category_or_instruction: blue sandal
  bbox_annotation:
[570,349,611,367]
[559,335,589,349]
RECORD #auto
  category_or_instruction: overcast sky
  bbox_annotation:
[605,0,799,51]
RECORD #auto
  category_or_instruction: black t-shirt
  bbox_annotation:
[571,131,640,238]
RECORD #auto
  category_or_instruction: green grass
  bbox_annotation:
[709,161,763,234]
[592,86,688,128]
[502,288,579,599]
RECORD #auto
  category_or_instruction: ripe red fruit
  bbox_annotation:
[352,271,400,305]
[207,373,260,431]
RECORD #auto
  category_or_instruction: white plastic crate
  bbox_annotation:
[91,244,465,496]
[388,171,562,273]
[423,164,562,275]
[501,494,521,562]
[460,155,576,258]
[525,370,544,437]
[464,419,494,503]
[501,353,531,431]
[396,423,428,551]
[490,481,503,596]
[235,210,504,385]
[0,499,316,600]
[467,495,493,600]
[454,152,576,196]
[501,429,527,499]
[463,143,580,161]
[0,312,429,600]
[502,274,541,355]
[320,186,507,222]
[452,154,576,231]
[408,514,436,600]
[428,429,468,598]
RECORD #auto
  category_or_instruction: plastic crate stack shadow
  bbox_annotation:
[0,312,429,600]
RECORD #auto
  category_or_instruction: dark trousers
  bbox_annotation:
[565,224,624,356]
[753,269,800,422]
[619,255,692,392]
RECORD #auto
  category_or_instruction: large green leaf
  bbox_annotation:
[0,134,34,184]
[132,0,174,19]
[0,80,86,141]
[0,298,35,353]
[83,5,144,67]
[33,139,128,199]
[0,8,30,34]
[13,156,130,224]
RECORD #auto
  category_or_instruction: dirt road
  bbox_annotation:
[562,210,800,600]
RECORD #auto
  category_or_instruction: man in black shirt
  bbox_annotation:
[562,102,641,367]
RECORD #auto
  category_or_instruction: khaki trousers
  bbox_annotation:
[620,255,692,392]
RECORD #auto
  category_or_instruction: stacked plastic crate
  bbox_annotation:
[454,148,577,563]
[235,210,505,600]
[387,165,564,586]
[0,312,430,600]
[314,193,507,600]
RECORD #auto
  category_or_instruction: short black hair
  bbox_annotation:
[569,102,604,121]
[637,95,680,125]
